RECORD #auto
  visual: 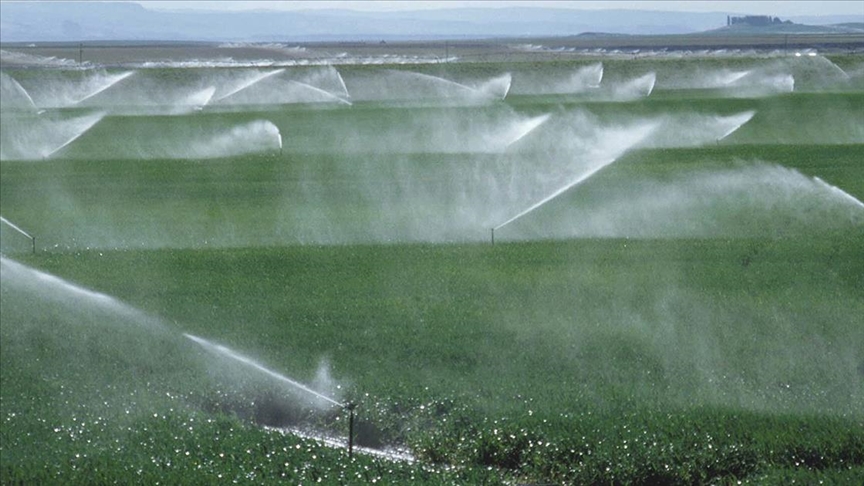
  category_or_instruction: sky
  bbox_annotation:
[140,1,863,16]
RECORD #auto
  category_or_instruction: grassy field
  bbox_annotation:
[2,54,863,484]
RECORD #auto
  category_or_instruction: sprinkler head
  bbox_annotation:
[344,402,358,411]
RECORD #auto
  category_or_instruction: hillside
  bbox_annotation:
[1,2,862,42]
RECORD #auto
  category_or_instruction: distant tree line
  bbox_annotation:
[727,15,793,26]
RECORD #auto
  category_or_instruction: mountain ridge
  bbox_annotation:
[1,2,861,43]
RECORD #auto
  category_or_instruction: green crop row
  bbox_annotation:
[4,235,862,483]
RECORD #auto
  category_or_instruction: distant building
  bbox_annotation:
[727,15,792,27]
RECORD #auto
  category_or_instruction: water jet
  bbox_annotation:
[44,111,106,158]
[0,216,35,253]
[286,80,352,105]
[214,68,287,103]
[814,177,864,209]
[73,71,136,106]
[611,72,656,100]
[186,86,217,110]
[0,256,165,327]
[0,111,105,160]
[0,72,38,112]
[494,156,618,232]
[494,119,659,234]
[183,333,362,454]
[512,62,603,95]
[475,72,512,100]
[183,333,342,408]
[502,113,552,150]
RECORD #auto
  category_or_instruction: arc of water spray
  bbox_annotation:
[717,110,756,141]
[2,73,38,111]
[183,333,343,408]
[276,126,283,152]
[391,70,476,95]
[494,120,660,234]
[594,63,605,86]
[613,72,656,99]
[566,63,603,91]
[0,216,32,240]
[1,257,163,325]
[215,69,286,102]
[723,70,751,86]
[503,113,551,150]
[187,86,217,109]
[73,71,135,105]
[333,69,350,98]
[0,216,35,253]
[388,70,506,100]
[814,177,864,209]
[494,157,618,232]
[475,73,512,100]
[288,80,352,105]
[44,112,106,159]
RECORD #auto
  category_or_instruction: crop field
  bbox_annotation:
[1,50,863,484]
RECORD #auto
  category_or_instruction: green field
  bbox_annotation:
[1,54,863,484]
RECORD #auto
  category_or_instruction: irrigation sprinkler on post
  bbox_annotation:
[0,216,36,254]
[344,402,357,457]
[490,227,495,246]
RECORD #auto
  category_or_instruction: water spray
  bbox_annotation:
[214,68,286,103]
[1,73,38,111]
[493,157,618,233]
[503,113,552,150]
[0,216,36,254]
[182,333,359,454]
[49,115,105,158]
[287,80,352,106]
[814,177,864,209]
[334,69,350,98]
[73,71,135,106]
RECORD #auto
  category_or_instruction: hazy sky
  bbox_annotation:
[142,1,863,16]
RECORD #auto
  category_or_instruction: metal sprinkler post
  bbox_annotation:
[0,216,36,254]
[490,228,495,246]
[345,402,357,457]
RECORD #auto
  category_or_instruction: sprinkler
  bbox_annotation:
[182,334,360,454]
[344,402,358,457]
[0,216,36,254]
[490,227,495,245]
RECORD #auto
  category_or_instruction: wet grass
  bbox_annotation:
[3,236,863,484]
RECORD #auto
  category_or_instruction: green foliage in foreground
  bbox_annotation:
[2,238,862,484]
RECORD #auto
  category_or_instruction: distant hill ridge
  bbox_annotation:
[0,2,862,42]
